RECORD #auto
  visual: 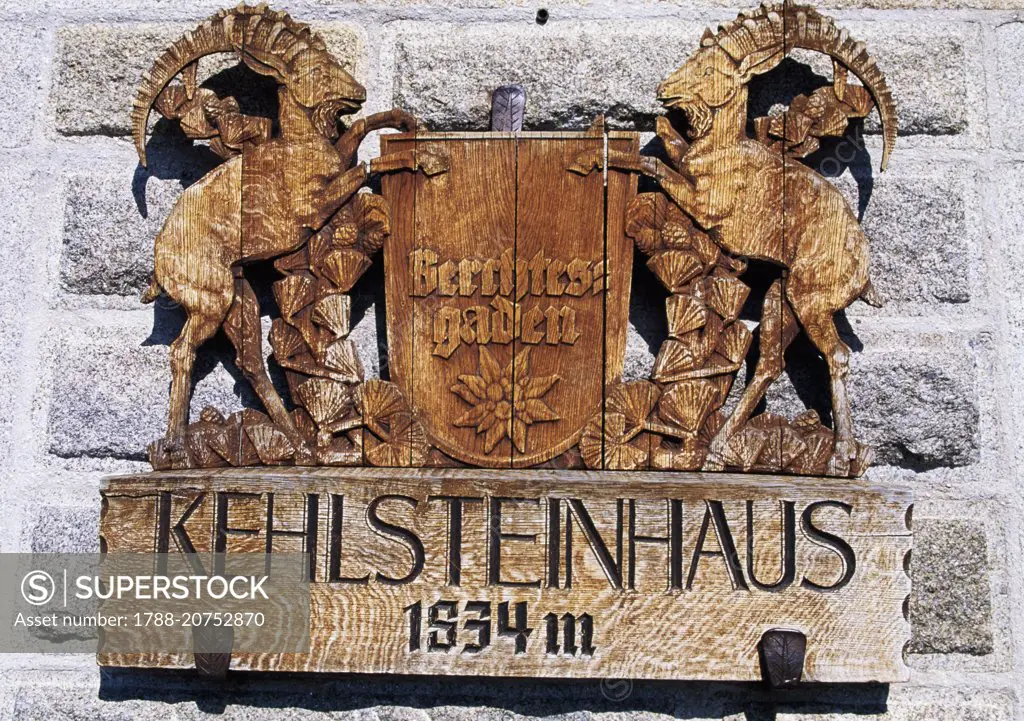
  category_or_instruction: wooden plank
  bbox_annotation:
[379,134,421,467]
[382,134,518,468]
[603,135,640,391]
[513,135,607,468]
[381,130,639,471]
[99,468,911,682]
[602,134,642,470]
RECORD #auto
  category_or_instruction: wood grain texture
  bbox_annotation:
[99,467,911,682]
[105,1,912,683]
[383,133,517,468]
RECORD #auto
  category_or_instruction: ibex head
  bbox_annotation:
[657,3,898,170]
[658,41,783,137]
[132,4,366,166]
[243,36,366,139]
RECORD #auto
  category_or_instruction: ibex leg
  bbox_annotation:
[167,312,223,447]
[224,274,311,459]
[569,149,704,221]
[371,149,448,177]
[568,149,660,177]
[361,108,417,133]
[656,116,688,170]
[787,295,858,474]
[335,109,417,166]
[317,164,370,227]
[705,279,799,470]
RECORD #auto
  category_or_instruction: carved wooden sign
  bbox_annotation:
[100,468,911,682]
[100,2,913,683]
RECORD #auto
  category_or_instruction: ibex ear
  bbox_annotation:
[241,47,291,84]
[736,45,784,83]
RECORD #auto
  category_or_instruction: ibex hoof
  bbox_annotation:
[827,439,858,476]
[149,434,189,470]
[163,433,185,453]
[827,454,851,477]
[396,111,418,133]
[702,451,726,472]
[655,115,682,145]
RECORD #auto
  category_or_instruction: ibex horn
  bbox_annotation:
[711,3,898,171]
[131,4,324,167]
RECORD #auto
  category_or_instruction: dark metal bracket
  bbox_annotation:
[490,85,526,131]
[192,623,234,678]
[758,628,807,689]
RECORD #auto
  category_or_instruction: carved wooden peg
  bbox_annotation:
[490,84,526,131]
[759,628,807,688]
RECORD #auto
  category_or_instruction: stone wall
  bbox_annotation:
[0,0,1021,718]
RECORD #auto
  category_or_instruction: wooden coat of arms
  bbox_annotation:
[379,129,637,468]
[99,2,913,685]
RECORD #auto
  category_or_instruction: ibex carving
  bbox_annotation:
[572,3,897,475]
[133,4,444,460]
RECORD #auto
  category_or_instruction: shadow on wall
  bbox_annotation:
[99,668,890,718]
[131,62,279,218]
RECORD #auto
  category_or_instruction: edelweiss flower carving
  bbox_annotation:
[452,347,559,453]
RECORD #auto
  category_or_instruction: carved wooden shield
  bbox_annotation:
[380,131,638,467]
